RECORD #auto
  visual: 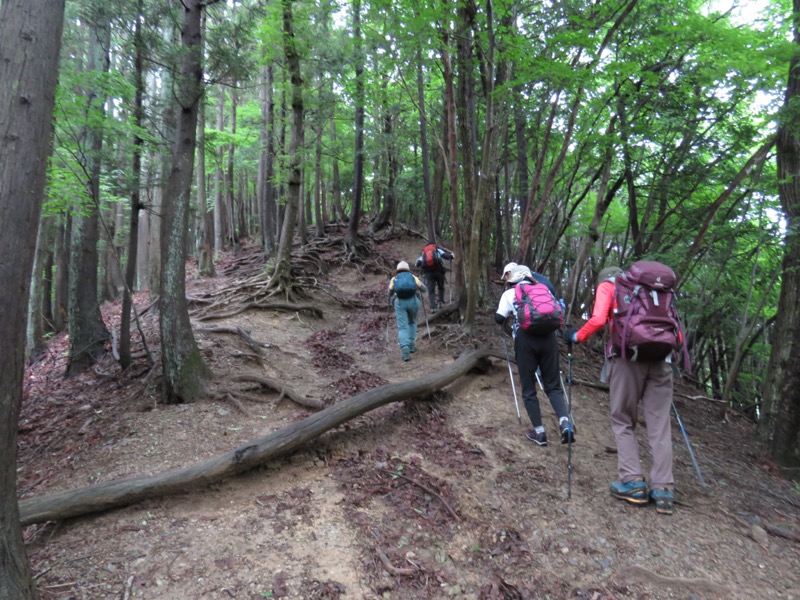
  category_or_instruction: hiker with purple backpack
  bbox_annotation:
[495,264,575,446]
[563,262,688,515]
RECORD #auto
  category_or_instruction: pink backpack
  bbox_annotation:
[514,282,563,334]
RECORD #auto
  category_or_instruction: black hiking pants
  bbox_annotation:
[423,268,446,310]
[514,329,568,428]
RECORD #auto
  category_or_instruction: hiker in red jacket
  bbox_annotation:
[415,241,454,313]
[563,266,675,515]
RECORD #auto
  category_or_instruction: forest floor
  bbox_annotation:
[18,226,800,600]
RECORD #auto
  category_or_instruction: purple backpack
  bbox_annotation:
[514,282,563,334]
[611,261,690,369]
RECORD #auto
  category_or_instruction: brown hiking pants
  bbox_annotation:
[607,358,674,490]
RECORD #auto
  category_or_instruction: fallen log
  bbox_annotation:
[19,347,497,526]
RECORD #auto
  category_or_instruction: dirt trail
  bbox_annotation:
[18,231,800,599]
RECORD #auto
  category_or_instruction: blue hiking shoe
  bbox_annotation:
[409,344,417,354]
[610,478,648,505]
[401,347,410,361]
[650,488,674,515]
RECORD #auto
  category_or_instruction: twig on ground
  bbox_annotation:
[375,547,417,576]
[379,468,460,522]
[122,575,135,600]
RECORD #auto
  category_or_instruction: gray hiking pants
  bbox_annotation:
[607,358,674,490]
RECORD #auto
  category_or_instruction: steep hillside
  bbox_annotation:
[18,229,800,600]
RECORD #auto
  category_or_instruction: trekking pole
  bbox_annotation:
[671,402,707,489]
[535,370,544,392]
[420,294,432,340]
[386,301,391,345]
[502,335,522,424]
[566,344,574,499]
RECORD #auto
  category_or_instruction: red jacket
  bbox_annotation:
[576,280,614,343]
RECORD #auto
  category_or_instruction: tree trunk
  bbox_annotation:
[463,0,509,331]
[330,118,343,223]
[270,0,304,294]
[66,5,112,377]
[417,53,434,242]
[440,16,464,307]
[761,0,800,468]
[345,0,365,255]
[19,348,495,526]
[159,0,210,404]
[52,215,70,332]
[26,216,53,363]
[0,1,65,597]
[214,88,226,255]
[120,2,146,370]
[314,124,325,237]
[196,10,215,278]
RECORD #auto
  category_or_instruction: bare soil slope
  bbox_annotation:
[18,229,800,600]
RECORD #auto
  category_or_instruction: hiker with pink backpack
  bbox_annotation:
[563,262,689,516]
[495,264,575,446]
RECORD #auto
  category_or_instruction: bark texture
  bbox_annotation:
[0,2,65,597]
[159,0,210,403]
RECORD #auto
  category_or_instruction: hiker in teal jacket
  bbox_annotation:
[388,261,427,362]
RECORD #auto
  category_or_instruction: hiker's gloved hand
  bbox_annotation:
[563,326,578,344]
[494,313,506,325]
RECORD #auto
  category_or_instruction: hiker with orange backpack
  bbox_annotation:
[495,265,575,447]
[415,240,454,313]
[563,263,687,515]
[388,261,427,362]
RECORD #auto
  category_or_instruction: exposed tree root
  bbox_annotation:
[19,347,501,526]
[230,374,323,410]
[196,325,268,354]
[196,301,323,322]
[209,391,255,417]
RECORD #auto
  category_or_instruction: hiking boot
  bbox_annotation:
[650,488,674,515]
[409,344,417,354]
[401,347,410,361]
[610,478,648,505]
[560,421,576,444]
[525,429,549,446]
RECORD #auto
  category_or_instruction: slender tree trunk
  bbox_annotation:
[159,0,210,404]
[440,16,463,306]
[67,5,111,377]
[314,124,325,237]
[463,0,509,330]
[196,11,215,277]
[345,0,365,256]
[271,0,304,295]
[227,91,238,247]
[121,3,146,370]
[27,216,53,362]
[330,119,343,223]
[52,215,70,332]
[258,65,277,255]
[417,53,434,241]
[0,2,65,597]
[214,89,225,255]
